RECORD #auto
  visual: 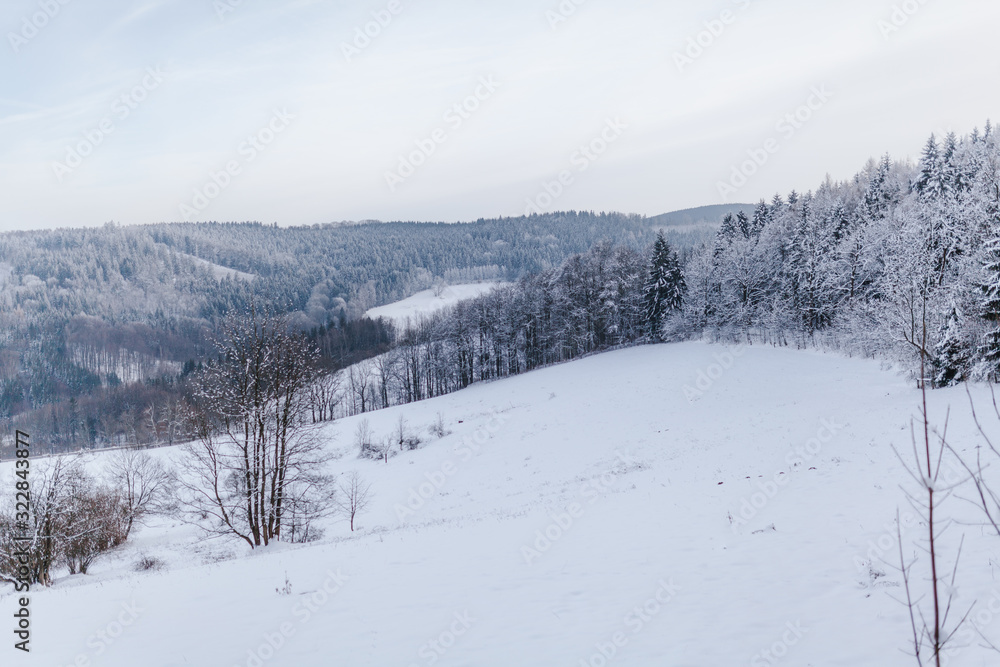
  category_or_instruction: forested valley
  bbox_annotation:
[0,211,658,453]
[3,122,999,455]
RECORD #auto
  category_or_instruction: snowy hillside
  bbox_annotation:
[5,342,1000,666]
[364,283,501,327]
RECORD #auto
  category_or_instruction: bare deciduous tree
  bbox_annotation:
[308,371,343,423]
[179,305,336,548]
[1,457,130,584]
[63,478,129,575]
[107,448,175,540]
[892,332,971,667]
[373,351,399,410]
[334,471,372,532]
[0,457,77,586]
[348,360,375,414]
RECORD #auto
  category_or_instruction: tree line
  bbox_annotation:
[682,122,1000,386]
[338,236,685,414]
[332,121,1000,420]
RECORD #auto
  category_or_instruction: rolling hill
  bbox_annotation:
[6,342,999,666]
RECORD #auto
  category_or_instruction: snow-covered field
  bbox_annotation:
[365,283,500,327]
[178,253,255,282]
[6,342,1000,666]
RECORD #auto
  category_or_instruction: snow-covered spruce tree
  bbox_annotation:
[979,238,1000,378]
[931,306,969,387]
[643,232,685,341]
[782,194,839,340]
[915,135,945,200]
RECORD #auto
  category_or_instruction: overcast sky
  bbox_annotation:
[1,0,998,231]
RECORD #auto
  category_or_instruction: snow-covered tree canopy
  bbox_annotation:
[684,122,1000,383]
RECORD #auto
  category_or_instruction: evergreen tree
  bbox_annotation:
[932,306,968,387]
[942,132,962,192]
[980,237,1000,376]
[736,211,751,239]
[751,200,770,236]
[916,135,944,198]
[718,213,739,244]
[643,233,686,341]
[862,154,894,220]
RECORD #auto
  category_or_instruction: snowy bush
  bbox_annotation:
[355,419,380,459]
[429,412,450,439]
[134,555,164,572]
[0,457,131,585]
[394,416,422,451]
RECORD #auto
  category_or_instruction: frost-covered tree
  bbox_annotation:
[980,238,1000,377]
[932,306,969,387]
[916,135,945,199]
[666,120,1000,380]
[643,233,685,341]
[179,306,335,548]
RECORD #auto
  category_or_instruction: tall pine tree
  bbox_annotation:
[916,135,944,199]
[980,237,1000,377]
[932,305,968,387]
[643,232,685,342]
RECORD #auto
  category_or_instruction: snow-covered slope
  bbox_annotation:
[364,283,500,327]
[178,252,255,282]
[6,342,1000,666]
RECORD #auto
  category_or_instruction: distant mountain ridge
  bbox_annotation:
[649,204,754,228]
